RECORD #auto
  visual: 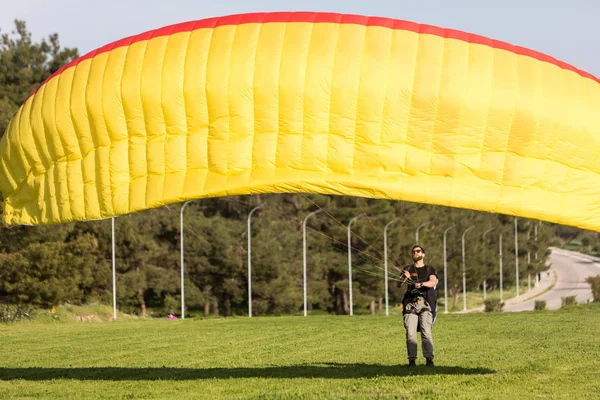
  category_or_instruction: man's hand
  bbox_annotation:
[397,269,410,287]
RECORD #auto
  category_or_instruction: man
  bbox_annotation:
[166,309,178,320]
[396,244,439,367]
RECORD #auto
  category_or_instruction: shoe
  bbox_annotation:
[408,359,416,367]
[426,358,434,368]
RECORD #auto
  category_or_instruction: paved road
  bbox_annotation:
[504,248,600,312]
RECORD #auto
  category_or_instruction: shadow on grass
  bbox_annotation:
[0,363,494,380]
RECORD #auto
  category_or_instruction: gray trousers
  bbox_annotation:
[403,310,434,360]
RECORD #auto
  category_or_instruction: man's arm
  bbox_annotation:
[415,274,437,289]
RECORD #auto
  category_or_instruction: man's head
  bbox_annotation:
[411,244,425,262]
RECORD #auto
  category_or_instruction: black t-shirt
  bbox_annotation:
[401,264,439,312]
[415,265,435,284]
[404,264,438,294]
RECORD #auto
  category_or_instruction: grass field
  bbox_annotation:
[1,304,599,399]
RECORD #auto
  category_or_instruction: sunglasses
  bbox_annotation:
[412,249,423,254]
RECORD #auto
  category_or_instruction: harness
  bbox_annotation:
[403,265,438,321]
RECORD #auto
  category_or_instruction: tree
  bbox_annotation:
[0,19,78,137]
[0,233,107,307]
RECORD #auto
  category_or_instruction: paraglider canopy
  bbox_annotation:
[0,12,599,230]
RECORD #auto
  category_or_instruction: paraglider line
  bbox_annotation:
[300,194,391,263]
[354,198,404,269]
[302,224,404,277]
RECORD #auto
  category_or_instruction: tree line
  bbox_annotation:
[0,191,553,316]
[0,20,593,317]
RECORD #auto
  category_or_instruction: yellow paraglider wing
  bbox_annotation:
[1,12,599,229]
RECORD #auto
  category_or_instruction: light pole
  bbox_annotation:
[514,217,520,297]
[482,228,496,301]
[111,217,117,321]
[416,221,430,243]
[527,227,531,292]
[179,200,193,319]
[247,205,263,318]
[535,221,539,262]
[499,232,504,302]
[303,208,323,317]
[443,225,455,314]
[462,225,475,311]
[384,217,401,316]
[534,221,539,286]
[348,213,366,316]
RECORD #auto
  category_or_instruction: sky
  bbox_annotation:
[0,0,598,78]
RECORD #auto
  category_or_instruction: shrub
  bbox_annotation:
[0,304,33,323]
[561,296,577,307]
[585,275,600,302]
[484,299,504,312]
[534,300,546,311]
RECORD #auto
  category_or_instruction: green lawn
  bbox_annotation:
[1,305,599,399]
